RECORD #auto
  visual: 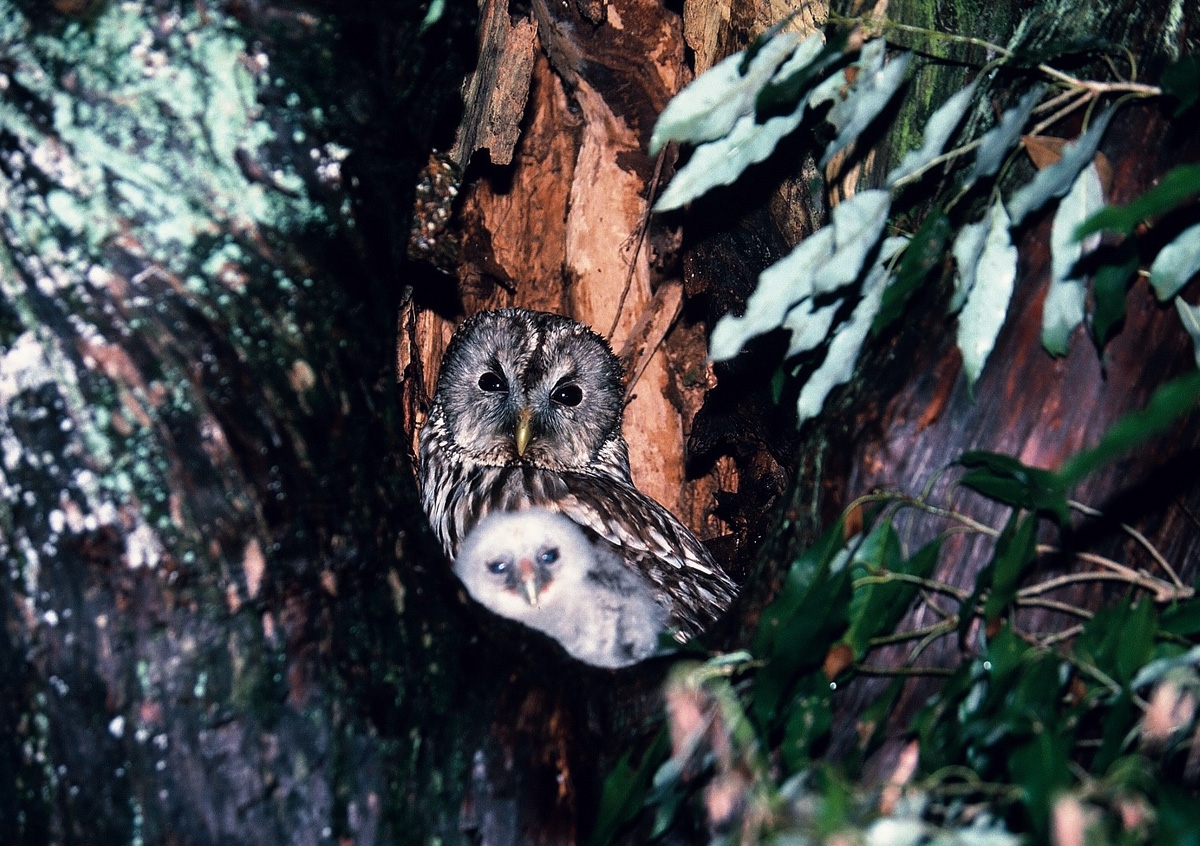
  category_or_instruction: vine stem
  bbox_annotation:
[1069,500,1187,589]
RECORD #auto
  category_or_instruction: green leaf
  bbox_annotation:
[1057,371,1200,486]
[965,87,1044,188]
[1160,597,1200,637]
[1092,692,1136,775]
[958,450,1070,523]
[874,209,950,334]
[752,517,847,657]
[751,522,854,728]
[1089,245,1139,349]
[1129,643,1200,690]
[1076,597,1155,686]
[588,729,670,846]
[1043,162,1104,355]
[1076,162,1200,239]
[781,675,834,772]
[1009,733,1072,834]
[815,39,914,168]
[982,512,1039,621]
[843,537,941,659]
[1154,786,1200,846]
[957,199,1018,388]
[649,29,806,155]
[1150,221,1200,300]
[1007,108,1114,228]
[1176,297,1200,368]
[1161,55,1200,118]
[852,677,904,758]
[885,81,979,187]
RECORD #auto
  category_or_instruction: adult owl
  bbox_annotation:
[455,509,668,668]
[418,308,736,638]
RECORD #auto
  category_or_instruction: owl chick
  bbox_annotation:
[419,308,736,639]
[455,509,669,668]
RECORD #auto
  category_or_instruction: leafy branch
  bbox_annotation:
[592,373,1200,844]
[650,15,1200,424]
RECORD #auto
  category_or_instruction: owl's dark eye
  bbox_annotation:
[538,546,560,565]
[550,383,583,407]
[486,557,509,574]
[478,371,507,393]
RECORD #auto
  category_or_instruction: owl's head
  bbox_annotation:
[431,309,627,471]
[454,508,593,614]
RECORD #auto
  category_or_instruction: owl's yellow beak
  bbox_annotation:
[518,557,539,606]
[514,408,534,457]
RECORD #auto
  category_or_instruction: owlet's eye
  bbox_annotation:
[538,546,560,565]
[486,558,509,574]
[550,383,582,407]
[478,371,507,393]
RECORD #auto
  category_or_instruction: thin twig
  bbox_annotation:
[856,572,971,601]
[607,148,667,341]
[1038,623,1085,647]
[854,663,955,677]
[1069,500,1186,589]
[1015,596,1094,619]
[869,619,959,647]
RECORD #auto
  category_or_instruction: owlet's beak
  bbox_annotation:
[514,407,534,457]
[517,557,539,606]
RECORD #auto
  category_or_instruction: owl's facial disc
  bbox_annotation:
[434,309,626,471]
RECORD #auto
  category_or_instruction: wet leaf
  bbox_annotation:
[649,30,805,155]
[815,39,913,168]
[874,209,950,334]
[783,298,841,357]
[1149,221,1200,300]
[1175,297,1200,368]
[1043,161,1105,355]
[1076,162,1200,239]
[957,200,1018,387]
[982,512,1039,621]
[758,29,850,112]
[709,190,890,361]
[885,81,979,186]
[796,260,888,422]
[965,87,1044,188]
[1089,245,1139,349]
[950,214,989,313]
[653,33,830,209]
[1161,55,1200,117]
[1007,108,1114,227]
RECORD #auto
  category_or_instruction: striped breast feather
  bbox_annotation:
[542,471,737,636]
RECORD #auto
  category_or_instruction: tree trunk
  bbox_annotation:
[3,0,1198,842]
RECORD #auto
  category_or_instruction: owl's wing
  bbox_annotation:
[546,472,737,639]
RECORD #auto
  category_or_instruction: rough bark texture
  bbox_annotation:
[4,0,1200,842]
